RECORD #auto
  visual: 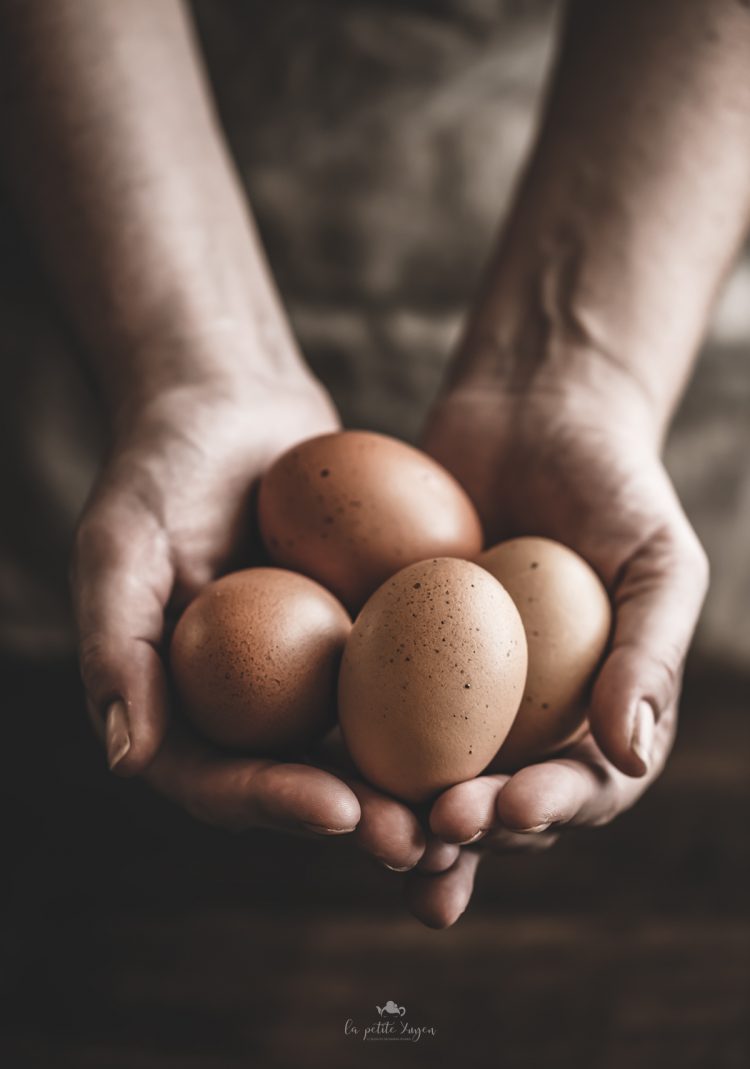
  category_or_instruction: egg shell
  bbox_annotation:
[170,568,350,753]
[478,537,611,770]
[338,557,528,803]
[258,430,483,611]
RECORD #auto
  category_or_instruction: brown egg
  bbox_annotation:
[170,568,350,752]
[258,431,483,611]
[338,558,527,803]
[478,537,611,770]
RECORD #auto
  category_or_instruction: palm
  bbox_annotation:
[73,382,427,870]
[130,385,339,603]
[405,388,707,928]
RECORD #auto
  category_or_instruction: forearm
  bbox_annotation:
[0,0,303,416]
[451,0,750,433]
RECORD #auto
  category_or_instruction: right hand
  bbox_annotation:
[403,373,708,927]
[71,371,426,871]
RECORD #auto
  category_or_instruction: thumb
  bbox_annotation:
[589,518,708,777]
[71,492,174,775]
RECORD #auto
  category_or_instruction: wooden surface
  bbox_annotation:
[1,657,748,1068]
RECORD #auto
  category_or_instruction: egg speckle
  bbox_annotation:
[478,537,611,770]
[338,557,527,803]
[258,431,483,611]
[170,568,350,753]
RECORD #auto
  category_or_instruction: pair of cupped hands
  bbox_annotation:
[72,355,707,929]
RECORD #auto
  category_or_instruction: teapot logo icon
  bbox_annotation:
[376,1000,406,1017]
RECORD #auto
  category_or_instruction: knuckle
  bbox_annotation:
[72,524,110,598]
[676,525,710,596]
[72,512,124,573]
[690,538,710,595]
[70,518,92,586]
[653,651,681,696]
[179,766,267,833]
[582,766,622,828]
[77,630,115,694]
[610,640,682,706]
[72,511,104,558]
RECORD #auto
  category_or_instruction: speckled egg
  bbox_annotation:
[170,568,350,752]
[338,557,527,803]
[478,537,611,770]
[257,431,483,612]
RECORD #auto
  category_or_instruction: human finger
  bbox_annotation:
[589,513,707,777]
[429,773,510,844]
[146,729,362,835]
[403,849,482,930]
[313,729,426,870]
[71,492,174,774]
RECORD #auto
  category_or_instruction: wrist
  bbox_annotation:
[97,317,322,433]
[446,336,663,442]
[105,367,338,485]
[108,361,334,456]
[446,147,716,443]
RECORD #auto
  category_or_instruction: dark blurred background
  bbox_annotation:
[1,3,748,1066]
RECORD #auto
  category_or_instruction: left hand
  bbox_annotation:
[403,374,708,927]
[71,375,426,873]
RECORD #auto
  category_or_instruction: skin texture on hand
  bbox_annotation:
[0,1,427,872]
[70,378,426,872]
[399,0,750,929]
[6,0,747,928]
[404,382,708,928]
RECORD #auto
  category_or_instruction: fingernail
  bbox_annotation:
[516,823,551,834]
[300,822,356,836]
[105,699,130,770]
[456,828,487,845]
[630,699,655,773]
[379,859,413,872]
